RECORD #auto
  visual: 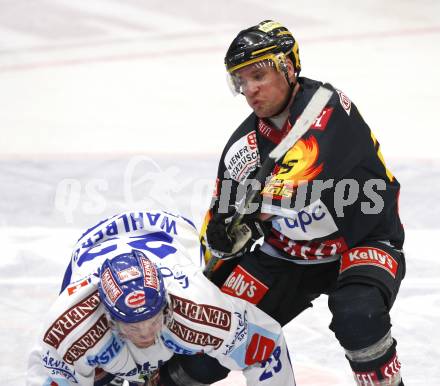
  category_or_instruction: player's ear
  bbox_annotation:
[286,58,296,82]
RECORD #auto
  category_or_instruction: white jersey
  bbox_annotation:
[27,210,295,385]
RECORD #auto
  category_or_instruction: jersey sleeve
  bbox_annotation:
[26,286,101,386]
[216,296,296,385]
[26,342,88,386]
[164,270,296,384]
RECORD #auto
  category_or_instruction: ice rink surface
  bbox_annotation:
[1,1,439,384]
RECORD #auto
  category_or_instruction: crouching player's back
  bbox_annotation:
[26,210,295,385]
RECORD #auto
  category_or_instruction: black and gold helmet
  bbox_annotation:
[225,20,301,76]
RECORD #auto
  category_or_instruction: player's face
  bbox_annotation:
[234,63,291,118]
[117,312,164,348]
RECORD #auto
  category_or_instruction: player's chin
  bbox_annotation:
[254,107,270,118]
[254,105,277,118]
[133,339,156,348]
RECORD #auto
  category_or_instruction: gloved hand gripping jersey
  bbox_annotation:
[206,207,268,260]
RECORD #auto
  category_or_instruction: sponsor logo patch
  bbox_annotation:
[258,21,284,33]
[245,333,275,365]
[222,311,248,356]
[261,179,296,199]
[221,265,268,304]
[268,231,348,260]
[158,266,189,289]
[340,247,398,278]
[63,314,109,364]
[272,200,339,241]
[86,334,124,366]
[258,118,292,144]
[258,119,274,139]
[139,256,159,291]
[212,177,220,199]
[311,107,334,131]
[353,370,379,385]
[168,319,224,349]
[117,266,141,283]
[247,131,258,150]
[125,290,146,308]
[380,352,401,379]
[113,359,165,377]
[163,337,197,355]
[169,294,231,331]
[101,268,123,304]
[44,291,100,349]
[42,351,78,383]
[262,136,322,197]
[67,278,91,296]
[336,89,351,115]
[224,131,260,182]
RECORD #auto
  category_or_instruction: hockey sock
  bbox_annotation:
[346,334,403,386]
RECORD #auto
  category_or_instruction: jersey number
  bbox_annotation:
[259,346,282,381]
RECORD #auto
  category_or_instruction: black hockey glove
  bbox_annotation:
[206,208,268,260]
[94,373,126,386]
[153,354,228,385]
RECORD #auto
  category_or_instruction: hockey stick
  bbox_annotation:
[204,85,333,277]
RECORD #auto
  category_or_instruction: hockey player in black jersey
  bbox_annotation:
[198,20,406,385]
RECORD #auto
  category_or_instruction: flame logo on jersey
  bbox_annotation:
[262,136,322,199]
[274,136,322,184]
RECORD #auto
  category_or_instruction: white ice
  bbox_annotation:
[0,1,439,385]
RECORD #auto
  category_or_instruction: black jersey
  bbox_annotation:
[204,77,404,263]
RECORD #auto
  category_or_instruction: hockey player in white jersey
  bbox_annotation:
[27,210,295,385]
